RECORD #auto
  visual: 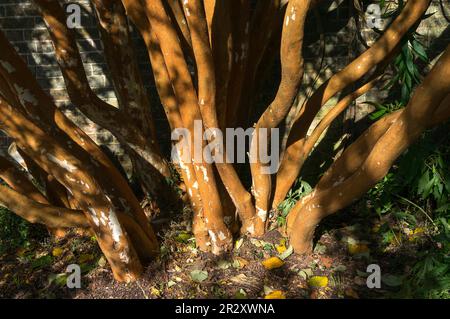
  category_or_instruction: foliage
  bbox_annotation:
[0,204,47,254]
[277,178,312,227]
[387,33,429,104]
[371,0,431,111]
[366,124,450,298]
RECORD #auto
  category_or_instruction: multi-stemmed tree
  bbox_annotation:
[0,0,449,281]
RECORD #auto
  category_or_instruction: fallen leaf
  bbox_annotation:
[265,290,286,299]
[52,247,64,257]
[262,257,284,270]
[78,253,94,264]
[333,264,347,272]
[278,245,294,260]
[235,289,247,299]
[353,276,366,286]
[48,273,67,287]
[233,257,249,269]
[308,276,329,288]
[175,231,191,243]
[298,268,313,279]
[97,256,107,267]
[320,256,334,268]
[263,286,273,295]
[150,286,161,297]
[235,238,244,250]
[275,239,287,254]
[190,270,208,283]
[217,260,232,270]
[250,238,263,247]
[348,243,370,255]
[313,243,327,254]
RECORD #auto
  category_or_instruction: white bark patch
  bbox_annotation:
[208,230,220,254]
[177,146,191,181]
[218,231,226,241]
[256,207,267,222]
[208,230,217,243]
[100,211,108,226]
[65,174,76,182]
[246,223,255,235]
[47,154,77,172]
[88,207,100,227]
[200,166,209,182]
[13,84,38,106]
[290,5,296,21]
[74,131,86,146]
[0,60,15,73]
[119,251,130,264]
[108,208,123,245]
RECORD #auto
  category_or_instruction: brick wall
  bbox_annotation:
[0,0,448,175]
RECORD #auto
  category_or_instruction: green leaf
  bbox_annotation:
[31,255,52,269]
[48,273,68,287]
[175,231,192,243]
[369,109,387,121]
[190,270,208,283]
[412,39,428,62]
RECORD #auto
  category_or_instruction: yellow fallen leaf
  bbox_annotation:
[265,290,286,299]
[275,243,287,254]
[308,276,329,288]
[348,243,369,255]
[262,257,284,270]
[150,286,161,297]
[233,257,249,268]
[52,247,64,257]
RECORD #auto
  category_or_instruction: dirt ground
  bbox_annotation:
[0,205,424,299]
